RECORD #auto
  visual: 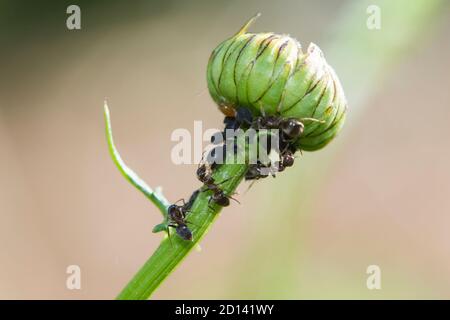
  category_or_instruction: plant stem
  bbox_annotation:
[104,102,248,299]
[117,163,248,300]
[104,102,170,216]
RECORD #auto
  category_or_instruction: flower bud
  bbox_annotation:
[207,15,347,151]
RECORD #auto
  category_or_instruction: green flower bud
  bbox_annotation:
[207,14,347,151]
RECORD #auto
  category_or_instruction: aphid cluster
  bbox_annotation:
[247,115,302,180]
[160,108,309,242]
[219,107,305,181]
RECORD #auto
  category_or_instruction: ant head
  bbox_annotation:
[167,204,178,215]
[168,204,183,219]
[196,164,206,176]
[281,119,304,139]
[282,153,295,167]
[176,225,193,241]
[277,163,286,172]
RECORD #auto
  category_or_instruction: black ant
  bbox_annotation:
[224,109,305,160]
[196,159,239,208]
[252,116,304,145]
[245,150,296,180]
[225,106,313,145]
[165,190,199,241]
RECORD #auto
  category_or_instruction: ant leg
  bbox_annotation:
[207,197,216,212]
[243,180,258,194]
[226,187,240,198]
[199,185,212,194]
[198,150,207,166]
[167,224,177,248]
[215,176,233,187]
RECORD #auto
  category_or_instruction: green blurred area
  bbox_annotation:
[0,0,449,299]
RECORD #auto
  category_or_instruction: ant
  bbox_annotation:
[252,116,305,146]
[245,150,296,181]
[196,158,239,208]
[153,190,199,242]
[224,106,321,146]
[224,108,306,157]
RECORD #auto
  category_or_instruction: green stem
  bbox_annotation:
[104,103,248,299]
[104,102,170,216]
[117,163,247,300]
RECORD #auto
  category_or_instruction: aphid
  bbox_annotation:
[245,162,276,181]
[245,163,266,181]
[223,117,239,131]
[245,150,296,181]
[210,109,304,185]
[235,107,254,128]
[215,107,254,152]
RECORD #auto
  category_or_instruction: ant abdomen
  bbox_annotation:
[211,192,230,207]
[176,224,193,241]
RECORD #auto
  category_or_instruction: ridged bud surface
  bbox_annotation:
[207,16,347,151]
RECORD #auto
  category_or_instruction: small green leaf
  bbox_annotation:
[152,223,167,234]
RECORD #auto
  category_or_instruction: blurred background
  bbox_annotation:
[0,0,449,299]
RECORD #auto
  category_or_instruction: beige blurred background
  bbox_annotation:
[0,0,449,299]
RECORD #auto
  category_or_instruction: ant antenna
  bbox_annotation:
[173,198,186,205]
[228,195,241,204]
[199,150,207,164]
[243,179,258,194]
